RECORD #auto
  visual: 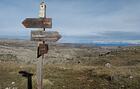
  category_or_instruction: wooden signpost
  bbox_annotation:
[22,18,52,28]
[22,1,61,89]
[31,30,61,42]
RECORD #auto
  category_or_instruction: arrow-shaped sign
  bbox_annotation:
[31,30,61,42]
[22,18,52,28]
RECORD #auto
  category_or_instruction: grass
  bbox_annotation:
[1,62,140,89]
[0,54,18,62]
[1,41,140,89]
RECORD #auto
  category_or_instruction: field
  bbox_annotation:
[0,40,140,89]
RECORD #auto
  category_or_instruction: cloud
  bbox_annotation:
[98,31,140,40]
[0,0,40,36]
[47,0,140,36]
[0,0,140,41]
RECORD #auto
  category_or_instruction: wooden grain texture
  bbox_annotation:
[22,18,52,28]
[31,30,61,42]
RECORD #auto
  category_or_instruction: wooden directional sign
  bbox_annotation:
[31,30,61,42]
[37,43,48,58]
[22,18,52,28]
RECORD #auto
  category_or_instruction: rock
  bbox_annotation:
[105,63,111,68]
[129,76,133,79]
[11,82,15,85]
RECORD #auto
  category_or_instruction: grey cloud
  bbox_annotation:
[0,0,140,38]
[99,31,140,40]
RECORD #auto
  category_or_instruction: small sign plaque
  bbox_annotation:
[37,43,48,58]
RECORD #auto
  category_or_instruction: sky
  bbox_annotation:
[0,0,140,42]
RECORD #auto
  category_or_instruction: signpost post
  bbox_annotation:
[37,2,46,89]
[22,1,61,89]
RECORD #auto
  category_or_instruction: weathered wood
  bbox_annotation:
[31,30,61,42]
[22,18,52,28]
[37,43,48,58]
[37,2,46,89]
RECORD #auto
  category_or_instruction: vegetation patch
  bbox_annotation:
[0,54,18,62]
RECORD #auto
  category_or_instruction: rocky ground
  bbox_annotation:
[0,40,130,65]
[0,40,140,89]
